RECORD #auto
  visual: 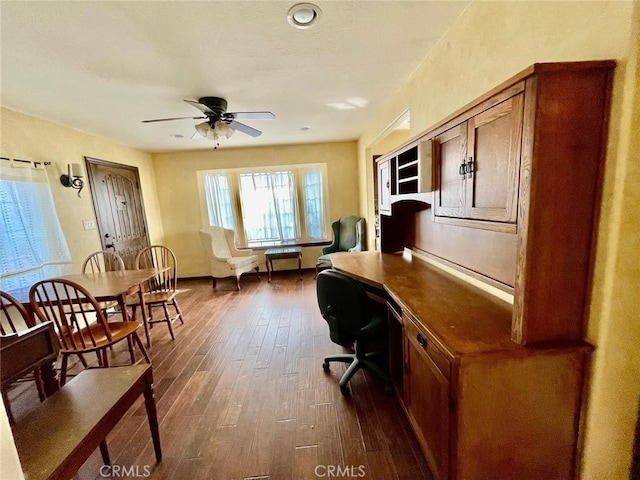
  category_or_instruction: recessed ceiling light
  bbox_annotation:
[170,133,184,138]
[327,102,356,110]
[287,3,322,29]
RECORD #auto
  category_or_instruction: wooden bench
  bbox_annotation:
[1,324,162,480]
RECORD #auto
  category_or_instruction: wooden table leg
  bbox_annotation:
[267,257,272,283]
[143,374,162,462]
[99,440,111,466]
[298,253,303,280]
[118,292,150,348]
[39,360,59,397]
[137,288,151,348]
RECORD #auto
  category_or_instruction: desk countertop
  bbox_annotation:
[329,251,520,357]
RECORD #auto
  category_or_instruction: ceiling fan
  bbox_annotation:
[142,97,275,147]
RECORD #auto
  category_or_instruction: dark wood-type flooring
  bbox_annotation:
[7,271,433,480]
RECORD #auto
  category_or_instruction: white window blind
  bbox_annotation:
[201,164,328,246]
[0,161,72,291]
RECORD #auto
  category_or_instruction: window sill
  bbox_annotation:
[237,239,332,250]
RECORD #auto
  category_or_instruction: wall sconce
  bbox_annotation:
[60,163,84,197]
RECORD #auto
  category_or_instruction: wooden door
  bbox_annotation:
[86,158,150,269]
[465,93,524,222]
[405,320,450,480]
[434,123,466,218]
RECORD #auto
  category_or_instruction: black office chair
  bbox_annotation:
[316,269,392,396]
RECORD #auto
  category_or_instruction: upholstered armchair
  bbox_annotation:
[315,216,366,277]
[199,226,260,290]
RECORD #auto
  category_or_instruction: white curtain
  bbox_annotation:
[239,171,300,243]
[303,167,325,239]
[203,173,235,229]
[0,160,72,291]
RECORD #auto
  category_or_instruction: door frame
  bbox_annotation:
[84,156,152,253]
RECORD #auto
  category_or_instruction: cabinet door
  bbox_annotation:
[434,123,466,218]
[387,305,404,402]
[465,93,524,222]
[406,322,450,480]
[378,159,392,216]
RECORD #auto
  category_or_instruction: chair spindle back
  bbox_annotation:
[0,291,33,335]
[136,246,177,293]
[82,251,125,274]
[29,279,112,351]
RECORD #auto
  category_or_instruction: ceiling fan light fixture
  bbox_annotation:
[195,121,212,139]
[214,120,235,139]
[195,121,236,144]
[287,3,321,29]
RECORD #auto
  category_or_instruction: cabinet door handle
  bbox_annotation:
[417,333,427,348]
[466,157,474,179]
[386,181,390,189]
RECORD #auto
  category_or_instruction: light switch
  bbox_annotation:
[83,220,96,230]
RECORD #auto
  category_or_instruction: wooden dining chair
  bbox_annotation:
[29,278,150,386]
[82,250,126,318]
[82,250,126,273]
[127,245,185,340]
[0,291,46,422]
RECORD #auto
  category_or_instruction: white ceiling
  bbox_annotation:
[1,1,469,152]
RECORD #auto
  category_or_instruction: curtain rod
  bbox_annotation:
[0,157,51,168]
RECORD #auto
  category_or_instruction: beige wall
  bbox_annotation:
[0,107,164,272]
[357,1,639,478]
[152,141,359,278]
[2,2,638,476]
[582,5,640,478]
[371,130,411,156]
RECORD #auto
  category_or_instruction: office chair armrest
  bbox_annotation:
[360,313,386,336]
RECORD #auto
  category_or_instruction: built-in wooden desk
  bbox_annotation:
[330,251,591,480]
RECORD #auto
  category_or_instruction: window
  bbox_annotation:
[203,173,235,229]
[0,162,72,291]
[200,164,329,246]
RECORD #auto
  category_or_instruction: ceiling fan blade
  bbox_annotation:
[142,116,205,123]
[184,99,215,115]
[227,111,275,120]
[228,120,262,137]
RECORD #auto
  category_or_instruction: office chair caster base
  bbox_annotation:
[322,361,330,372]
[340,384,351,397]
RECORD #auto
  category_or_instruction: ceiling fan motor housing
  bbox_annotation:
[199,97,228,118]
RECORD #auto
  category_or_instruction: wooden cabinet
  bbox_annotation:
[376,139,433,216]
[405,315,450,480]
[434,90,524,224]
[364,60,615,480]
[433,124,466,218]
[376,60,615,344]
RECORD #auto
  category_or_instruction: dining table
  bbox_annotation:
[7,268,166,349]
